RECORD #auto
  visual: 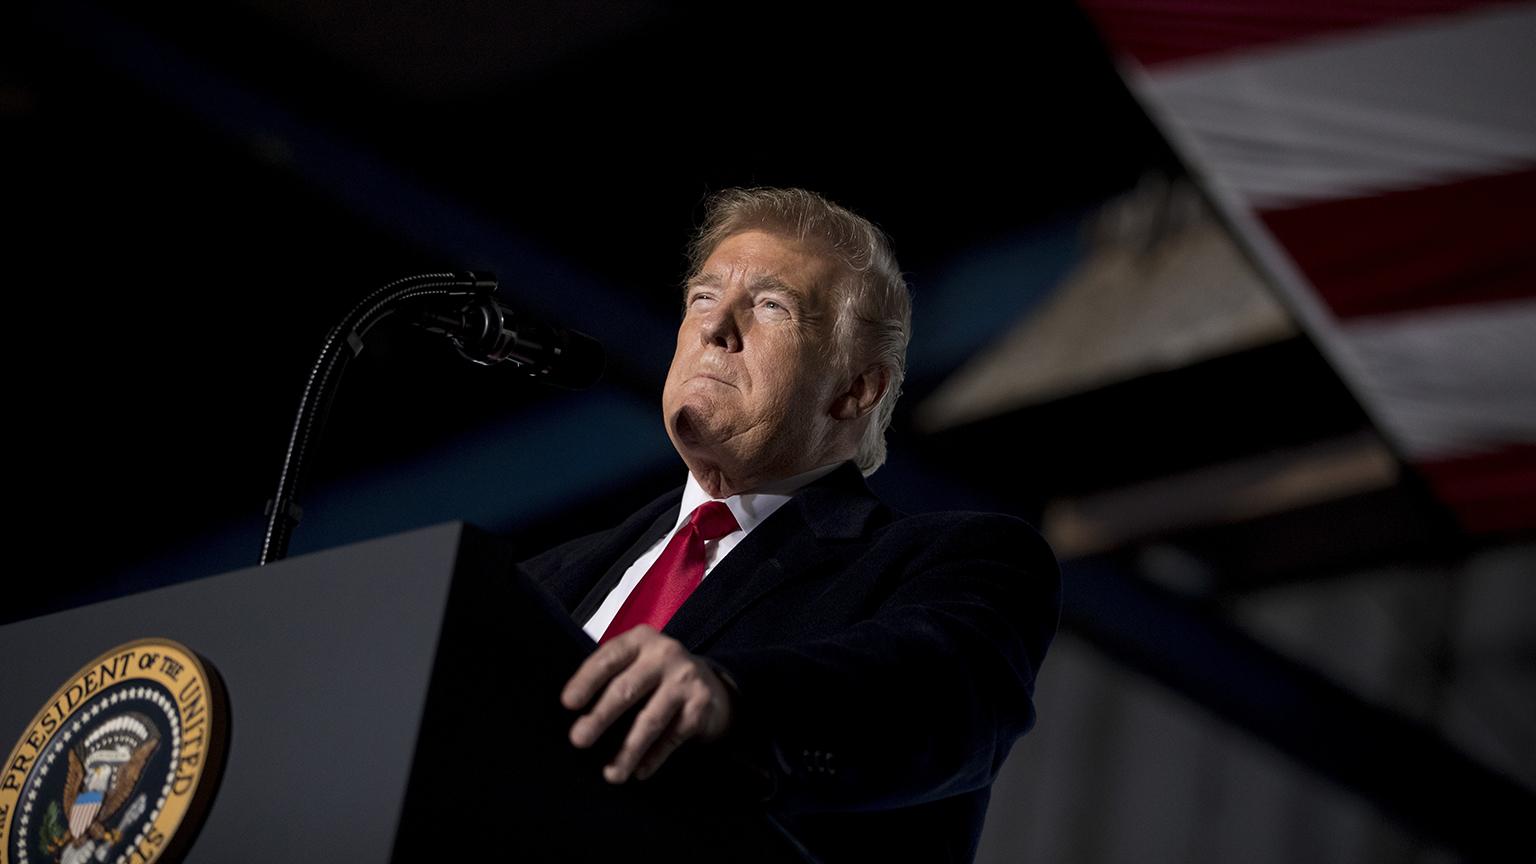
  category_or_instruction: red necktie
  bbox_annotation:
[600,501,740,644]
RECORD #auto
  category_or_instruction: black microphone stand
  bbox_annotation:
[258,271,497,565]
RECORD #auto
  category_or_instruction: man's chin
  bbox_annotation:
[670,406,713,448]
[670,405,749,457]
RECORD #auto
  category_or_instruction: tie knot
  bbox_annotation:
[688,500,739,542]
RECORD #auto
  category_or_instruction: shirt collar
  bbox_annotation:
[677,461,845,535]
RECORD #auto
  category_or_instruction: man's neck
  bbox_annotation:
[684,448,853,498]
[685,460,844,503]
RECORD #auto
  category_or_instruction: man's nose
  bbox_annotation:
[699,302,743,351]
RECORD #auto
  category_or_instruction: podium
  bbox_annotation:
[0,523,806,862]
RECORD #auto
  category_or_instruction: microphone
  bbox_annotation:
[412,293,605,390]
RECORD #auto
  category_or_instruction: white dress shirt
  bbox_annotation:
[581,462,842,640]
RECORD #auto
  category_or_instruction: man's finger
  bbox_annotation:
[561,627,647,710]
[571,661,663,748]
[606,685,686,783]
[632,722,689,782]
[633,690,707,781]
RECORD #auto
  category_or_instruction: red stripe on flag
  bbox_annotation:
[1256,168,1536,320]
[1415,444,1536,535]
[1078,0,1517,68]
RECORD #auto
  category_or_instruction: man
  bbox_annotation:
[519,187,1060,861]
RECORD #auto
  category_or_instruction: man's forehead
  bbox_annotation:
[690,230,845,299]
[691,270,807,299]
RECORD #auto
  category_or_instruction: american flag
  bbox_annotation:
[1079,0,1536,535]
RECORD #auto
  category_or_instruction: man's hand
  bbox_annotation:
[562,625,735,783]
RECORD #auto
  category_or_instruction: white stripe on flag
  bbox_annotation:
[1142,3,1536,208]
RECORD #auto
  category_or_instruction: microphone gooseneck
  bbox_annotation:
[259,271,604,566]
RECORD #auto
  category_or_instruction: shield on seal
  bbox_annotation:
[68,789,104,838]
[64,714,157,845]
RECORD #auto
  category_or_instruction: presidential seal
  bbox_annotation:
[1,639,227,864]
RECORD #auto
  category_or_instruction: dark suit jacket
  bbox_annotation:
[518,461,1061,863]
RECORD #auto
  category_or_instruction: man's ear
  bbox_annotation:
[831,364,892,421]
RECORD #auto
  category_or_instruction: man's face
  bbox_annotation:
[662,230,850,487]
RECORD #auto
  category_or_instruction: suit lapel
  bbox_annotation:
[666,462,886,651]
[531,488,681,616]
[569,504,677,623]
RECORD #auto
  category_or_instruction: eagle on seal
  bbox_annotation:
[56,712,160,854]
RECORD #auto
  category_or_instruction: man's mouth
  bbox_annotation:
[691,373,736,388]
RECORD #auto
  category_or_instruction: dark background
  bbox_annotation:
[11,1,1174,604]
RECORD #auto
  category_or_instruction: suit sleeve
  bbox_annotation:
[704,513,1061,814]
